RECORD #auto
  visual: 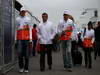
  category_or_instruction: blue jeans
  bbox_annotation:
[61,40,73,68]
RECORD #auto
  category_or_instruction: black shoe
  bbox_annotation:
[40,68,45,72]
[49,66,52,70]
[32,54,35,56]
[85,65,87,68]
[94,56,96,60]
[88,66,92,69]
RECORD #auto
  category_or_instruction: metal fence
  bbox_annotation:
[0,0,15,74]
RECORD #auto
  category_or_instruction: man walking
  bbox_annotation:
[32,24,38,56]
[82,21,94,69]
[38,12,56,71]
[94,21,100,59]
[57,10,74,72]
[16,7,31,73]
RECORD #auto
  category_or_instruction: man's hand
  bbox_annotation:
[61,31,66,35]
[29,39,32,42]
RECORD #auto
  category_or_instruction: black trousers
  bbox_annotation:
[84,47,92,68]
[71,41,78,52]
[95,42,100,58]
[17,40,29,70]
[32,40,37,56]
[71,41,78,64]
[40,44,52,70]
[18,56,29,70]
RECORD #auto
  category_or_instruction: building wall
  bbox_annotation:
[0,0,15,73]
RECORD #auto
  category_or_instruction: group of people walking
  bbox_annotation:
[15,7,100,73]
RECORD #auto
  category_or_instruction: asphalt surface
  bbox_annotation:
[6,48,100,75]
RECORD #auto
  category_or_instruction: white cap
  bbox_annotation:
[20,7,26,11]
[63,10,70,15]
[41,9,48,14]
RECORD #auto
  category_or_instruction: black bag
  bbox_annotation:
[52,33,60,44]
[72,50,82,65]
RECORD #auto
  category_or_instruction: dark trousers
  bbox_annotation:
[17,40,29,70]
[32,40,37,56]
[71,41,77,53]
[95,42,100,59]
[84,47,92,68]
[40,44,52,70]
[71,41,78,64]
[18,56,29,70]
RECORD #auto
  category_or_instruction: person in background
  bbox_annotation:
[32,24,38,56]
[77,32,82,48]
[81,21,94,69]
[71,24,78,65]
[38,12,56,72]
[94,21,100,59]
[57,10,74,72]
[16,7,31,73]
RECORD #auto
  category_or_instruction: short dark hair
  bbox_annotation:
[88,21,92,26]
[42,13,48,16]
[33,24,37,28]
[63,14,69,16]
[88,21,93,29]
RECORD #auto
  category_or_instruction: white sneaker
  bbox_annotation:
[19,69,24,73]
[67,68,72,72]
[64,68,67,71]
[24,70,29,73]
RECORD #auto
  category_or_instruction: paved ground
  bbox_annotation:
[6,48,100,75]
